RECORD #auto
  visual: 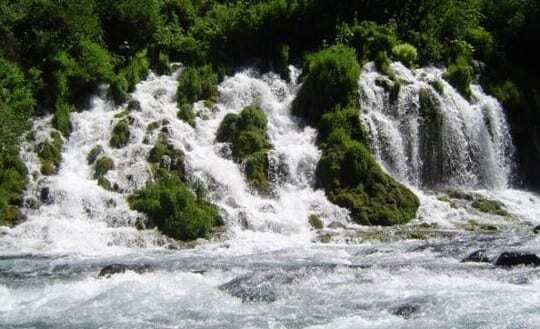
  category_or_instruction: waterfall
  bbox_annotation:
[1,67,348,256]
[359,62,514,190]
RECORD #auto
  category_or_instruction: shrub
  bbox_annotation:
[336,21,398,61]
[148,139,186,179]
[52,102,73,137]
[178,103,196,127]
[444,57,473,99]
[109,119,130,148]
[122,50,150,92]
[465,27,494,59]
[392,43,418,68]
[292,45,360,125]
[177,65,218,109]
[318,107,367,144]
[128,173,221,241]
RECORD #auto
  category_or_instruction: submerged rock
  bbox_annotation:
[219,272,297,303]
[533,225,540,234]
[494,252,540,268]
[98,264,153,278]
[392,303,421,319]
[462,249,490,263]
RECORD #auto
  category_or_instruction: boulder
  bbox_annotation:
[494,252,540,268]
[98,264,153,278]
[533,225,540,234]
[40,187,52,204]
[462,249,490,263]
[392,303,420,319]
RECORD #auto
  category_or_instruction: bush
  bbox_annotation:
[128,173,221,241]
[52,102,73,137]
[148,139,186,179]
[292,45,360,125]
[392,43,418,68]
[122,50,150,92]
[465,27,494,59]
[109,119,130,148]
[177,65,218,109]
[336,21,398,61]
[444,57,473,99]
[178,103,196,127]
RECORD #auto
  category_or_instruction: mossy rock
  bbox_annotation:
[52,102,73,137]
[94,156,114,179]
[87,145,104,165]
[147,121,160,132]
[37,132,63,175]
[444,57,472,100]
[178,103,196,127]
[148,139,186,179]
[318,107,367,144]
[128,174,221,241]
[0,207,23,226]
[109,119,130,148]
[292,45,360,125]
[430,80,444,95]
[308,214,324,230]
[216,106,272,192]
[472,199,510,217]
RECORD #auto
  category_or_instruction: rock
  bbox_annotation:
[494,252,540,268]
[98,264,153,278]
[40,187,51,204]
[160,155,172,170]
[327,221,346,229]
[462,249,490,263]
[392,303,420,319]
[127,99,141,112]
[219,272,296,303]
[308,214,323,230]
[533,225,540,234]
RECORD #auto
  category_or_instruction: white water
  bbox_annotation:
[1,63,540,329]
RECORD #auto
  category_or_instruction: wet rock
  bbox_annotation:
[392,303,420,319]
[219,272,296,303]
[494,252,540,267]
[462,249,490,263]
[40,187,52,204]
[533,225,540,234]
[160,155,172,170]
[98,264,153,278]
[127,99,141,112]
[327,221,346,229]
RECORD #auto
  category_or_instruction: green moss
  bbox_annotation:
[0,154,28,225]
[148,139,186,179]
[472,199,510,217]
[392,43,418,68]
[128,173,221,241]
[292,45,360,125]
[52,102,73,137]
[318,107,367,144]
[87,145,104,165]
[430,80,445,95]
[0,207,23,227]
[178,103,196,127]
[444,57,473,99]
[216,106,272,191]
[147,121,160,132]
[94,156,114,179]
[157,52,171,75]
[109,74,129,104]
[308,214,324,230]
[123,50,150,92]
[375,52,394,79]
[109,119,130,148]
[37,132,63,175]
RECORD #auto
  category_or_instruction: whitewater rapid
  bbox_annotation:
[1,63,540,329]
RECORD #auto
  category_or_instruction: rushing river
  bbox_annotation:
[1,64,540,329]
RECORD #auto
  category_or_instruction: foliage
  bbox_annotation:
[444,57,473,99]
[53,102,73,137]
[292,45,360,125]
[93,156,114,179]
[177,65,218,109]
[109,119,130,148]
[38,131,63,176]
[472,199,510,217]
[392,43,417,68]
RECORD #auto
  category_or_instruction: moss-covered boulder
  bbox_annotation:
[87,145,104,165]
[176,65,218,127]
[37,131,63,175]
[472,199,510,217]
[93,156,114,179]
[128,173,221,241]
[293,46,419,226]
[148,139,186,179]
[292,45,360,125]
[216,106,272,191]
[52,102,73,137]
[109,119,130,148]
[178,103,196,127]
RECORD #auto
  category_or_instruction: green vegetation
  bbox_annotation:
[176,65,218,126]
[93,156,114,179]
[472,199,510,217]
[87,145,104,165]
[128,136,221,241]
[294,46,419,225]
[444,57,473,99]
[216,106,272,192]
[109,119,130,148]
[308,215,324,230]
[392,43,417,68]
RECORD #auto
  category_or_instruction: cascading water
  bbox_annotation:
[2,64,540,329]
[360,62,514,190]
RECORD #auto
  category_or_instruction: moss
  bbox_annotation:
[147,121,160,132]
[178,103,196,127]
[375,51,394,79]
[52,102,73,137]
[94,156,114,179]
[109,119,130,148]
[87,145,104,165]
[448,190,475,201]
[292,45,360,125]
[389,81,401,103]
[148,139,186,179]
[216,106,272,191]
[98,177,112,190]
[37,132,63,175]
[308,214,324,230]
[109,74,129,104]
[0,207,23,227]
[472,199,510,217]
[128,173,221,241]
[123,50,150,92]
[156,52,171,75]
[318,107,367,144]
[444,57,473,99]
[430,80,445,95]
